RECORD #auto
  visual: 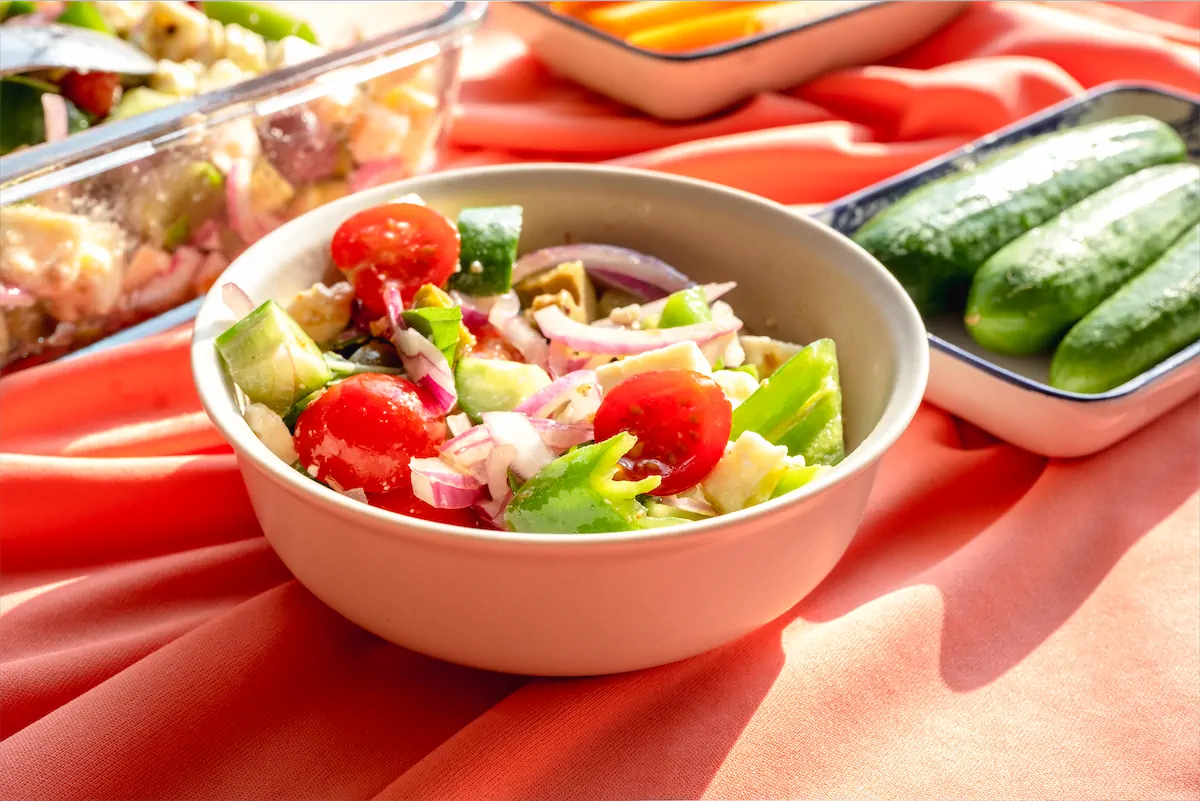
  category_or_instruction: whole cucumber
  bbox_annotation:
[965,163,1200,355]
[1049,223,1200,394]
[852,116,1187,315]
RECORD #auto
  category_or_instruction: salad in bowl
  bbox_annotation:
[216,196,845,534]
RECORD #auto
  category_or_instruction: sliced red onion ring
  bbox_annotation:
[530,418,593,450]
[513,245,693,301]
[385,285,457,415]
[474,495,510,530]
[484,292,549,369]
[189,219,222,251]
[0,284,37,310]
[481,412,555,481]
[487,292,520,328]
[636,282,737,321]
[222,282,256,317]
[446,413,473,438]
[659,495,718,517]
[516,370,601,421]
[338,487,369,504]
[533,306,742,356]
[226,159,259,244]
[40,93,68,143]
[484,444,517,504]
[409,457,486,509]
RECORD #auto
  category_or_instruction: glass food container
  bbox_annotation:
[0,1,486,374]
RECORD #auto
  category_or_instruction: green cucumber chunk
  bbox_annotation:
[731,363,759,381]
[771,464,828,499]
[447,205,523,296]
[730,338,845,466]
[58,1,115,33]
[658,286,712,328]
[129,160,225,249]
[454,356,551,422]
[215,300,332,415]
[402,306,463,366]
[108,87,179,121]
[0,78,89,155]
[323,352,405,380]
[853,116,1187,315]
[965,163,1200,355]
[201,1,318,42]
[1049,223,1200,394]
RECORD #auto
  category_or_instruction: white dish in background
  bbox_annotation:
[191,164,928,676]
[492,1,967,121]
[817,83,1200,459]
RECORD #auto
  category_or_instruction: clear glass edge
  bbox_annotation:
[0,1,487,196]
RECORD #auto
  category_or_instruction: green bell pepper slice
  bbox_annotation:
[730,338,845,466]
[506,433,690,534]
[201,1,318,43]
[402,306,463,367]
[57,1,114,34]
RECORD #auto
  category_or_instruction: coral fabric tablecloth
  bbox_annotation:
[2,3,1199,799]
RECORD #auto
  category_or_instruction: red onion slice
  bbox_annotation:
[515,370,601,421]
[221,282,256,317]
[385,285,457,415]
[40,93,68,143]
[636,282,737,321]
[533,306,742,356]
[659,495,718,517]
[409,457,486,509]
[474,494,510,530]
[484,444,517,504]
[530,418,593,450]
[481,411,556,481]
[513,245,693,301]
[446,413,473,438]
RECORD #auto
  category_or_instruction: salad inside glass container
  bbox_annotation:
[216,196,848,533]
[0,1,476,372]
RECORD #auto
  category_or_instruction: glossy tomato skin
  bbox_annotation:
[369,486,485,529]
[469,323,523,361]
[59,71,121,118]
[593,369,731,496]
[294,373,444,493]
[331,203,460,317]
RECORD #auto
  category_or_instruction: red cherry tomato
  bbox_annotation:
[330,203,460,318]
[469,323,523,361]
[294,373,444,493]
[593,369,731,497]
[368,485,484,529]
[58,71,121,118]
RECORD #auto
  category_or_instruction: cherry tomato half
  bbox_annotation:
[330,203,460,318]
[369,485,485,529]
[593,369,731,497]
[58,71,121,118]
[294,373,444,493]
[469,323,523,361]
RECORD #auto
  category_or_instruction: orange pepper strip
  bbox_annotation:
[549,1,619,17]
[627,2,863,52]
[584,1,744,38]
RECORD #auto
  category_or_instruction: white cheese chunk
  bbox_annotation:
[0,205,124,322]
[701,431,789,514]
[740,335,803,378]
[594,341,711,393]
[711,369,760,408]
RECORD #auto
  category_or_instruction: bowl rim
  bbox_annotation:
[191,163,928,546]
[511,0,896,62]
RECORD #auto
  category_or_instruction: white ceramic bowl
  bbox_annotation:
[192,164,928,676]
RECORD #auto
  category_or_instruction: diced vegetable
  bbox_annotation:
[448,206,524,297]
[323,352,405,379]
[730,338,845,466]
[770,462,828,499]
[244,402,299,463]
[0,78,89,156]
[657,286,712,329]
[505,433,674,534]
[403,306,465,366]
[58,1,115,34]
[108,86,178,120]
[214,299,332,415]
[455,356,552,422]
[201,1,318,43]
[700,431,789,514]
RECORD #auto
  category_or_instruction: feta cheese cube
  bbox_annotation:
[594,341,711,393]
[701,431,789,514]
[740,335,802,378]
[711,369,760,408]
